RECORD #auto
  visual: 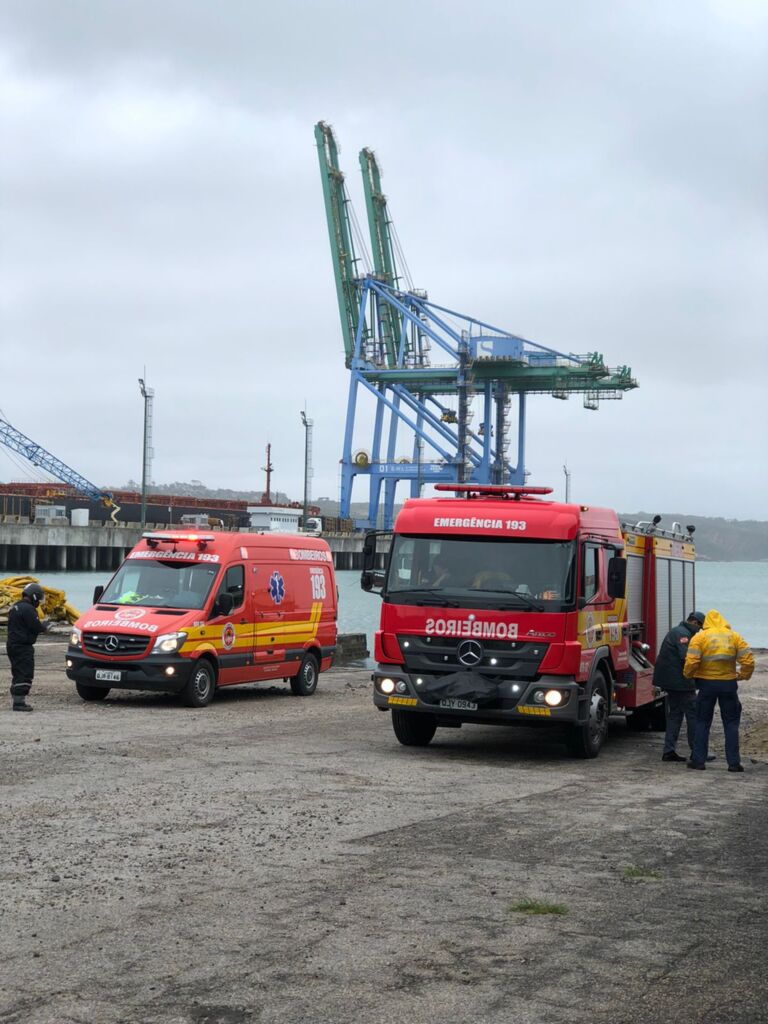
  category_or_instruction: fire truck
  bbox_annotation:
[362,485,696,758]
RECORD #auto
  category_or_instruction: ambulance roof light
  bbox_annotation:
[434,484,553,500]
[142,531,215,549]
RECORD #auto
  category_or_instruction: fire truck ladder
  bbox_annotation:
[0,414,120,522]
[316,121,638,530]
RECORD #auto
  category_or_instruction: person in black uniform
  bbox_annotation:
[653,611,705,762]
[6,582,49,712]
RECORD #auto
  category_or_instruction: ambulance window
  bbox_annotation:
[582,545,600,602]
[219,565,245,610]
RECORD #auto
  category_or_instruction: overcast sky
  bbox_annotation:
[1,0,766,518]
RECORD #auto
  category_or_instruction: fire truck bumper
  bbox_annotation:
[65,649,195,693]
[372,669,583,724]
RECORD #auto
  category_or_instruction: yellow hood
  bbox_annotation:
[703,609,728,630]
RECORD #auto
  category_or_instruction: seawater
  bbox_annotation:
[23,562,768,648]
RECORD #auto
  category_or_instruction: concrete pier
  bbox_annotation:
[0,523,377,573]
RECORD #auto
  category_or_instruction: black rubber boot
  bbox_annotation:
[12,700,33,712]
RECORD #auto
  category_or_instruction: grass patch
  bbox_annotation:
[623,865,661,880]
[509,898,568,916]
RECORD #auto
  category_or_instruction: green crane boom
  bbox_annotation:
[314,121,366,368]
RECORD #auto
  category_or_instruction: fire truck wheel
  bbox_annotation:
[290,653,319,696]
[75,682,109,701]
[181,660,215,707]
[567,676,609,759]
[391,709,437,747]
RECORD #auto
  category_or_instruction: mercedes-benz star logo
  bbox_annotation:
[457,639,483,667]
[104,635,119,652]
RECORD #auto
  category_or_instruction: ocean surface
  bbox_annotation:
[23,561,768,648]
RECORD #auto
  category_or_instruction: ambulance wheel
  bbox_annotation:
[291,653,319,696]
[567,676,609,758]
[391,710,437,747]
[76,682,109,701]
[181,660,215,708]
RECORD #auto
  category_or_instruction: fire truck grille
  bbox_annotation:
[83,633,151,656]
[397,634,548,680]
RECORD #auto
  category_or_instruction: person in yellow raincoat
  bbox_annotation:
[683,609,754,772]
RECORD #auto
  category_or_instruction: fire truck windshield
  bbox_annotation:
[386,536,576,610]
[101,559,220,610]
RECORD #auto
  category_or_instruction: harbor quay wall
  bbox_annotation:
[0,524,374,573]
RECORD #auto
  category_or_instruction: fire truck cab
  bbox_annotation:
[362,485,695,758]
[66,530,337,707]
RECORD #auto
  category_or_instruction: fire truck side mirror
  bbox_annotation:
[361,531,386,593]
[606,556,627,599]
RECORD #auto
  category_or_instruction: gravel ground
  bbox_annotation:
[1,639,767,1024]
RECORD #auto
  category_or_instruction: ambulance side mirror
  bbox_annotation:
[211,592,234,617]
[93,585,104,603]
[607,556,627,599]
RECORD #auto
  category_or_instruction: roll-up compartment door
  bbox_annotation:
[655,558,670,654]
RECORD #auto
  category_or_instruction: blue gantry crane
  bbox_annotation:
[315,121,638,530]
[0,414,120,521]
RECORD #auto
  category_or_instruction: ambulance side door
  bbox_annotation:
[253,559,295,677]
[209,562,251,685]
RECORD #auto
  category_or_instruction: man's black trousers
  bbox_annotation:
[6,643,35,699]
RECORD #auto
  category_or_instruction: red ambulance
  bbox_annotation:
[65,530,337,707]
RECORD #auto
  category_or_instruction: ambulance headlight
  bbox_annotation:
[70,627,82,649]
[378,677,396,694]
[152,632,187,654]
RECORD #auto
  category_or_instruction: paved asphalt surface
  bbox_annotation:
[1,639,767,1024]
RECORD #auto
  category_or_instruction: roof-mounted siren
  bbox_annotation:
[686,524,696,537]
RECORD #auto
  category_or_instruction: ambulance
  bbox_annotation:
[362,484,696,757]
[65,531,337,707]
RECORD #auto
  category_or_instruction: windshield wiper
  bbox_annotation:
[389,589,461,608]
[470,589,544,611]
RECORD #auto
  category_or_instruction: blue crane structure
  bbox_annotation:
[0,414,120,521]
[315,121,638,530]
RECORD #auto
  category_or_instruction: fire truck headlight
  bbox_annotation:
[396,680,408,694]
[70,627,82,649]
[532,689,546,704]
[379,677,396,695]
[152,632,187,654]
[544,689,564,707]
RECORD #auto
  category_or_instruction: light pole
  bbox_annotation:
[300,409,313,527]
[138,376,154,528]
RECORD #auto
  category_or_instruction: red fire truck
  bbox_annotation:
[362,485,696,757]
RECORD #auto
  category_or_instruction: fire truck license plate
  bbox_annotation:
[95,670,122,682]
[440,698,478,711]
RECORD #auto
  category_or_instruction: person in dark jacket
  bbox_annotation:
[653,611,705,762]
[6,582,49,712]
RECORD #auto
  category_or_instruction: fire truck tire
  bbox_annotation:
[180,660,215,707]
[75,682,109,701]
[391,709,437,746]
[567,675,609,758]
[290,653,319,696]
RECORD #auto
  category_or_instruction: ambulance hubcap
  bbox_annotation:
[194,668,211,700]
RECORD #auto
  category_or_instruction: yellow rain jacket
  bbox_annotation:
[683,609,754,682]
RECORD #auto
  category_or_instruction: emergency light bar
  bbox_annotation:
[434,484,554,499]
[142,532,215,548]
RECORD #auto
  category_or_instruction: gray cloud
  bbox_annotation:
[0,0,766,515]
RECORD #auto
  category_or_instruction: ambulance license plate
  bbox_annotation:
[95,669,122,682]
[440,698,478,711]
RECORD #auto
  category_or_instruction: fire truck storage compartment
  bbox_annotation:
[626,554,644,624]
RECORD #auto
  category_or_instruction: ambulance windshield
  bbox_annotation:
[101,559,220,610]
[386,536,576,610]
